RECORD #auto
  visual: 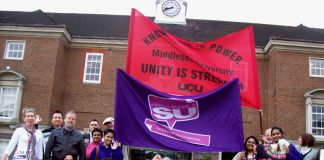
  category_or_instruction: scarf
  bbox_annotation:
[263,144,287,159]
[24,125,36,160]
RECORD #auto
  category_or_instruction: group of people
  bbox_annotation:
[1,107,123,160]
[83,118,123,160]
[2,106,324,160]
[232,127,319,160]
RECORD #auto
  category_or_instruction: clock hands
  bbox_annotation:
[161,0,180,17]
[163,6,174,11]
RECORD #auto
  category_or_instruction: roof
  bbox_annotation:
[1,9,324,47]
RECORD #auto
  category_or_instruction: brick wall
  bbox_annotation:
[266,51,324,139]
[0,36,62,125]
[62,48,127,129]
[49,40,66,123]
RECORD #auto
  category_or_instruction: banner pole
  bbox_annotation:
[259,109,263,140]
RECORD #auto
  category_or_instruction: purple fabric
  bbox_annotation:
[89,144,123,160]
[114,69,244,152]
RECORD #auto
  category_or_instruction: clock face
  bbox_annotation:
[162,0,181,17]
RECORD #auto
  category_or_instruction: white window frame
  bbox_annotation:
[0,86,19,120]
[0,70,24,124]
[3,40,26,60]
[306,93,324,141]
[83,53,103,84]
[309,57,324,78]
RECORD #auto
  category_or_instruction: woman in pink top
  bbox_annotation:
[86,128,103,158]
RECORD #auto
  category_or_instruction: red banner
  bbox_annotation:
[126,8,260,109]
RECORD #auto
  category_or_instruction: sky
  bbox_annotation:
[1,0,324,29]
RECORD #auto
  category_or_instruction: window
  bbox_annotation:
[309,58,324,77]
[310,104,324,136]
[305,89,324,141]
[0,70,25,123]
[4,40,25,60]
[0,87,18,118]
[83,53,103,83]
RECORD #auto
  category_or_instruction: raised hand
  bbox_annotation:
[260,135,268,144]
[252,143,257,152]
[34,114,42,124]
[111,140,121,150]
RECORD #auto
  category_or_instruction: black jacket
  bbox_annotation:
[44,127,86,160]
[42,125,63,134]
[83,133,90,140]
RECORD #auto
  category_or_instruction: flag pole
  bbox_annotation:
[259,109,263,140]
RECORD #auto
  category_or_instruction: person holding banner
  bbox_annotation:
[2,107,43,160]
[232,136,259,160]
[256,127,302,160]
[89,129,123,160]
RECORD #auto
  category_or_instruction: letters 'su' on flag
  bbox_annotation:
[126,8,261,109]
[114,68,244,152]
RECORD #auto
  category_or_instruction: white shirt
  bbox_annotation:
[4,127,43,159]
[90,132,93,142]
[232,152,256,160]
[300,146,312,155]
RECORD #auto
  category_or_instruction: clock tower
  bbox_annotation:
[154,0,187,25]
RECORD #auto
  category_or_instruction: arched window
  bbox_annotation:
[0,69,25,124]
[305,89,324,141]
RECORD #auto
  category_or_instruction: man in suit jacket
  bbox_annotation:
[83,119,99,146]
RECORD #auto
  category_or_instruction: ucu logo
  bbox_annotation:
[148,95,199,129]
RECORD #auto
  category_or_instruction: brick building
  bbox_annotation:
[1,10,324,159]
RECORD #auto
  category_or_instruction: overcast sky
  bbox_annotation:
[1,0,324,29]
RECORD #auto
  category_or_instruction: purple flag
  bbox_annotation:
[114,69,244,152]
